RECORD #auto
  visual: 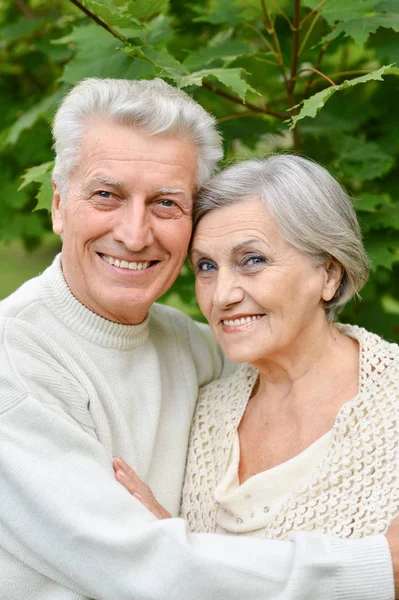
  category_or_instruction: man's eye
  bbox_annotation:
[160,199,176,207]
[97,191,112,198]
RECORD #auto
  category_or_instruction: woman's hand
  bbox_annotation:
[113,457,172,520]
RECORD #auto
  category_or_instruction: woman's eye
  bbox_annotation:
[197,260,216,273]
[243,255,266,267]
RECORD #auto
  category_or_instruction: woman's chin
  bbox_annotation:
[222,346,265,365]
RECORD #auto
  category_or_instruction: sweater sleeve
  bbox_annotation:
[188,318,236,382]
[0,329,394,600]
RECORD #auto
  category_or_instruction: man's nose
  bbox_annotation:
[213,269,245,309]
[113,203,154,251]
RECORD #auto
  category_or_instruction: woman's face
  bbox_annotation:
[191,197,339,366]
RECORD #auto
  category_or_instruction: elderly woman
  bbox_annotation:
[115,154,399,541]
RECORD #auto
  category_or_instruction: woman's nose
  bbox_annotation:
[212,270,245,309]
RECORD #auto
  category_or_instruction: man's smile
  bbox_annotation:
[99,253,155,271]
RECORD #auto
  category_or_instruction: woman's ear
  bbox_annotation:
[322,259,343,302]
[52,180,64,235]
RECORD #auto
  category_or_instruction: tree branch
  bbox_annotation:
[217,111,260,123]
[300,0,329,26]
[238,0,263,22]
[303,41,329,97]
[202,81,289,120]
[268,0,292,28]
[260,0,289,84]
[68,0,127,43]
[298,67,336,87]
[298,12,320,56]
[15,0,35,19]
[289,0,301,88]
[286,0,302,152]
[244,22,276,57]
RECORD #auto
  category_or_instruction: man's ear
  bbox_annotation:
[321,259,343,302]
[52,180,64,235]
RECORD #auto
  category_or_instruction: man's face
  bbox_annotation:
[52,119,197,324]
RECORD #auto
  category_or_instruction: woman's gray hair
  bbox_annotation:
[193,154,370,321]
[52,77,223,198]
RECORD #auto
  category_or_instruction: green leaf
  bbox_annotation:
[353,193,392,213]
[192,0,245,25]
[137,45,188,83]
[60,24,156,84]
[19,161,54,212]
[3,170,29,210]
[219,114,280,149]
[302,0,377,24]
[0,16,43,44]
[183,40,253,71]
[363,204,399,231]
[373,28,399,65]
[179,68,258,101]
[35,38,73,64]
[317,0,399,45]
[290,64,394,128]
[366,234,399,269]
[142,14,173,45]
[116,14,173,44]
[3,87,67,148]
[78,0,143,29]
[128,0,169,20]
[35,179,54,213]
[330,135,394,182]
[19,161,54,190]
[193,0,288,25]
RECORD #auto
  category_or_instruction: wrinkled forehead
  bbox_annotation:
[68,120,199,195]
[189,197,281,256]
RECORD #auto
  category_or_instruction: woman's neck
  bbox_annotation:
[251,320,359,419]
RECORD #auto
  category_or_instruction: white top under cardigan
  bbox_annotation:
[0,256,394,600]
[182,324,399,545]
[215,430,334,536]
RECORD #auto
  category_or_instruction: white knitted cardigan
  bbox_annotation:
[181,324,399,539]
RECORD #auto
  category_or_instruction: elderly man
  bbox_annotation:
[0,77,397,600]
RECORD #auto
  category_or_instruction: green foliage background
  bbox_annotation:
[1,0,399,339]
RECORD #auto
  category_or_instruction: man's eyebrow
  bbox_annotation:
[85,176,124,191]
[155,188,189,199]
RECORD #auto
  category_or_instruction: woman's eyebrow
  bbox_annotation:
[231,239,264,253]
[190,238,264,260]
[189,247,202,260]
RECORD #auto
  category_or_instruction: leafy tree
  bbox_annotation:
[1,0,399,339]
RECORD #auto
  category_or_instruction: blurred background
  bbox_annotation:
[1,0,398,338]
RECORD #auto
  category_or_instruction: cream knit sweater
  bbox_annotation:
[181,325,399,542]
[0,259,394,600]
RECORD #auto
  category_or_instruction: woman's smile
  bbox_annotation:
[220,314,266,332]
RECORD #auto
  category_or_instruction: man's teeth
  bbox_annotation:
[102,255,151,270]
[223,315,263,326]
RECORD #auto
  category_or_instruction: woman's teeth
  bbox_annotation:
[222,315,263,326]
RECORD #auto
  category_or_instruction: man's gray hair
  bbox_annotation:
[52,77,223,198]
[193,154,370,321]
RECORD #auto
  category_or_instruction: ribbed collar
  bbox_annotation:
[41,254,150,350]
